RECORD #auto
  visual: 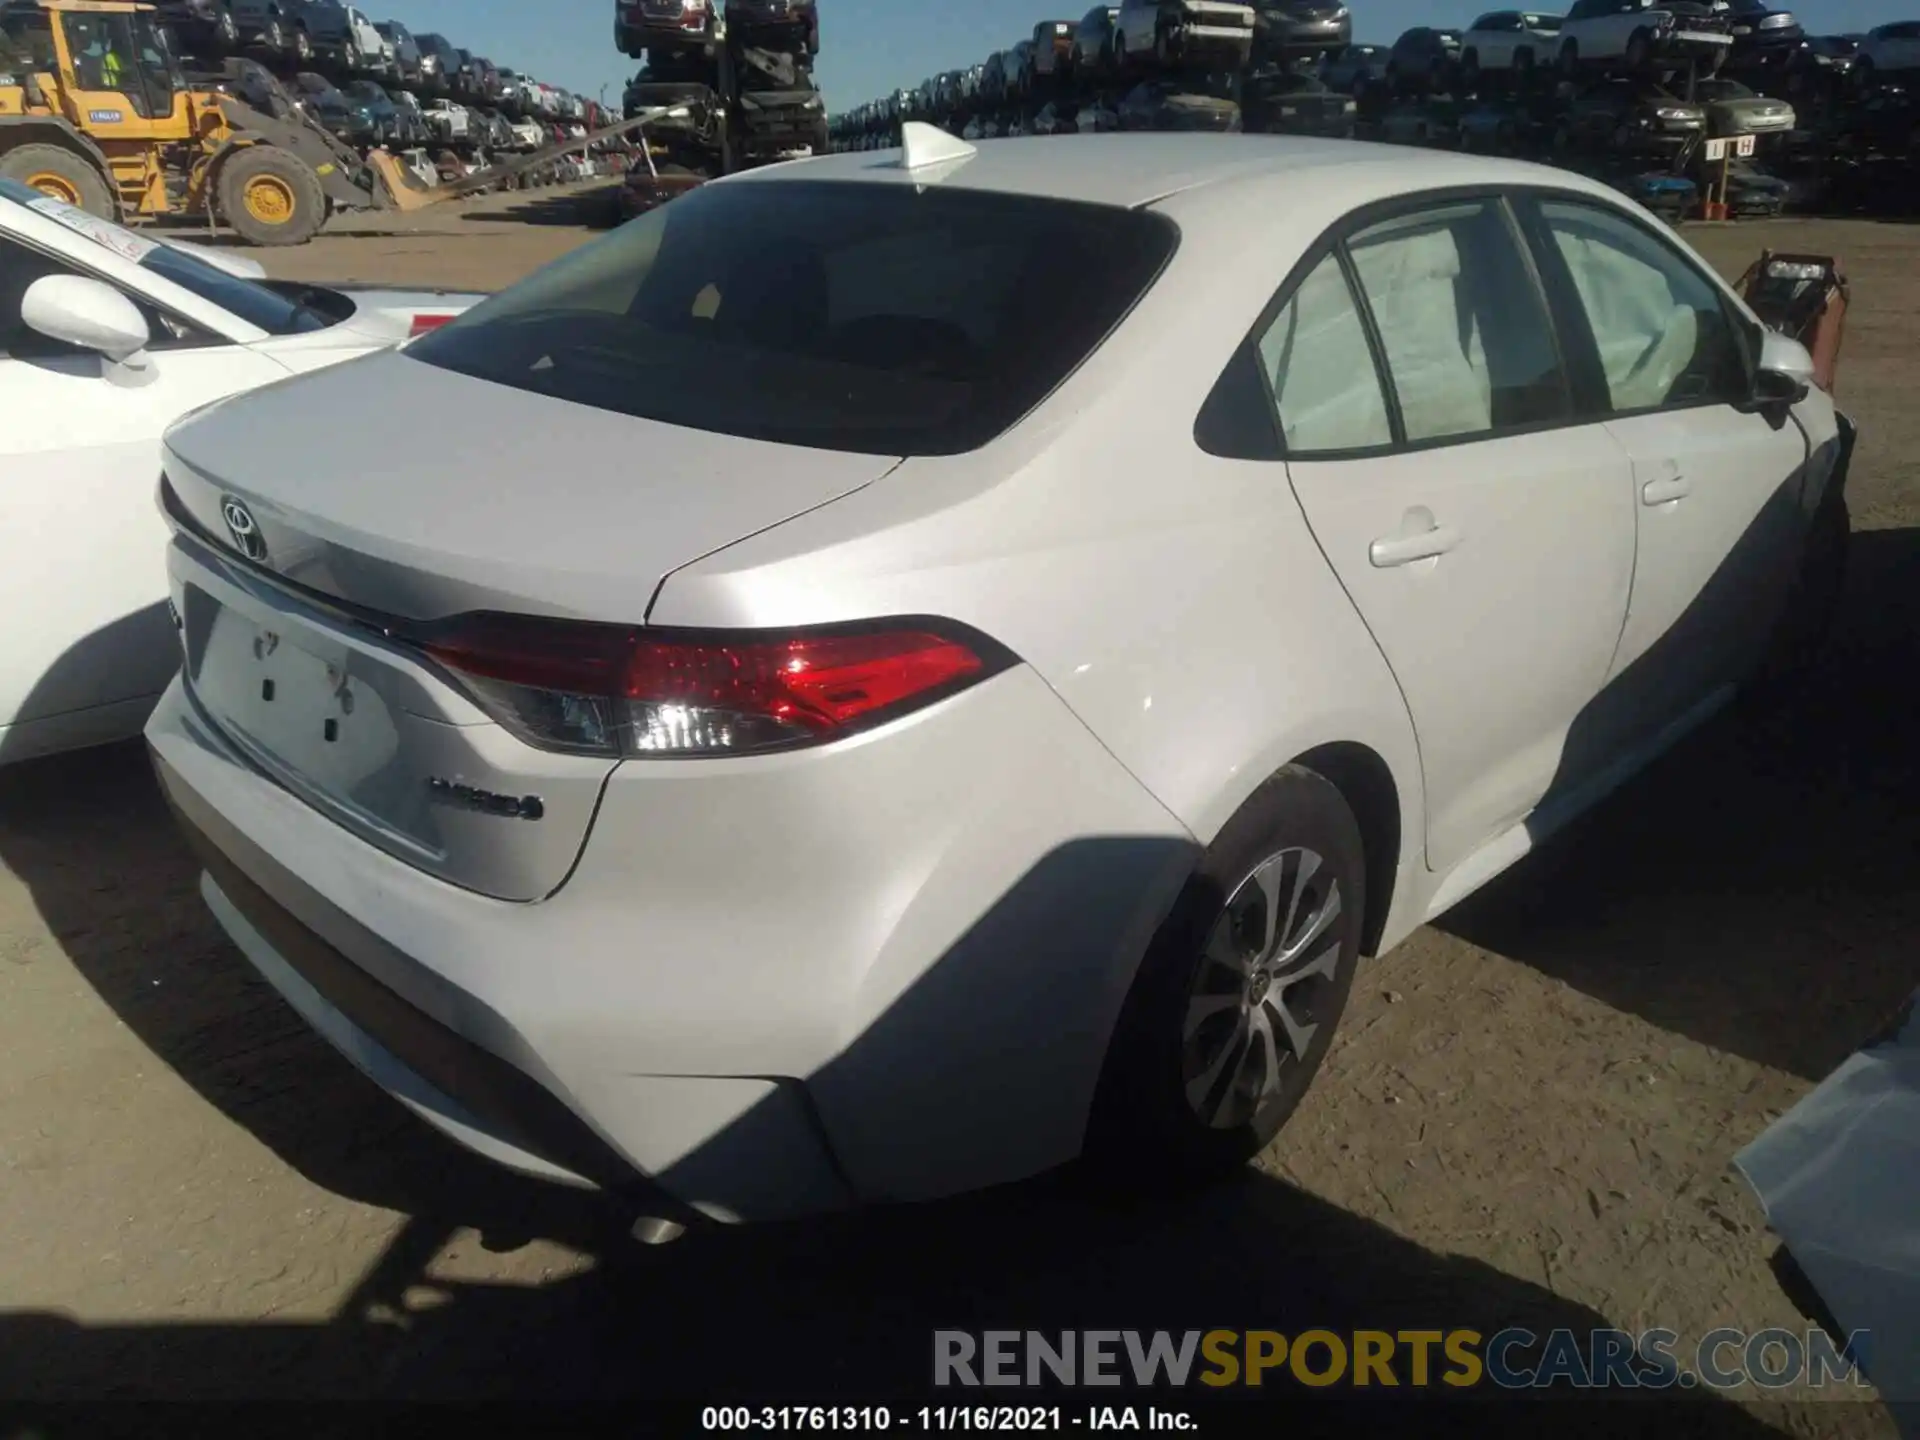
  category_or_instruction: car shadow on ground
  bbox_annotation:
[1439,524,1920,1083]
[0,518,1908,1425]
[0,1167,1815,1431]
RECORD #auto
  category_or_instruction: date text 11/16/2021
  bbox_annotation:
[701,1406,1196,1432]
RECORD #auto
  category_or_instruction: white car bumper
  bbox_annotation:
[1180,23,1254,44]
[146,657,1196,1223]
[1665,29,1734,50]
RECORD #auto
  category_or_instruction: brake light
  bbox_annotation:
[421,616,1010,758]
[408,313,455,338]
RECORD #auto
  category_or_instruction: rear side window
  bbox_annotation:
[1255,252,1393,454]
[1345,200,1569,443]
[408,180,1177,456]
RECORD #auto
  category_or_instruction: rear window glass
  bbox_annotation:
[406,179,1178,456]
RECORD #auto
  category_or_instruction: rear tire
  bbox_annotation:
[0,143,116,219]
[1087,766,1364,1185]
[218,146,327,246]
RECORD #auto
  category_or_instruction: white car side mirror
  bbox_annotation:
[1748,327,1816,409]
[1759,327,1817,385]
[21,274,152,368]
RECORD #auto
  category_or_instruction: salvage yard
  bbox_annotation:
[1,192,1916,1431]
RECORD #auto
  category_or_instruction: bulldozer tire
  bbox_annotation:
[218,147,327,246]
[0,144,115,220]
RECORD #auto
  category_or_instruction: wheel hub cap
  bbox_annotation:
[27,173,81,205]
[1181,848,1344,1132]
[245,176,294,223]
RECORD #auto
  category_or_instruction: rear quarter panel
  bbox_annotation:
[649,163,1436,952]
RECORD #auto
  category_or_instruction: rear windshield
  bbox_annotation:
[407,180,1178,456]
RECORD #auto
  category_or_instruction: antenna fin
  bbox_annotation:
[897,120,978,173]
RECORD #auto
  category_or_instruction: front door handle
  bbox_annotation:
[1642,474,1691,506]
[1370,521,1463,569]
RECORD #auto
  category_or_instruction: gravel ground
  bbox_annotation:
[0,192,1913,1433]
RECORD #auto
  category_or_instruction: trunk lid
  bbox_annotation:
[161,351,898,901]
[161,347,899,623]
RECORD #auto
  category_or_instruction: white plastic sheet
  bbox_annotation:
[1349,222,1493,442]
[1262,252,1393,453]
[1735,991,1920,1424]
[1550,225,1697,413]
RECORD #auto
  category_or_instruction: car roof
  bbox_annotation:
[727,133,1629,214]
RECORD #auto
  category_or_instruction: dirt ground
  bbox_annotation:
[0,188,1915,1431]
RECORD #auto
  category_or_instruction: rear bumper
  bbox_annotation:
[1655,28,1734,53]
[1730,26,1805,48]
[1177,23,1255,43]
[1255,18,1351,47]
[625,18,714,41]
[146,651,1196,1219]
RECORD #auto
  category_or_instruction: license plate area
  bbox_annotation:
[168,537,618,904]
[183,578,438,857]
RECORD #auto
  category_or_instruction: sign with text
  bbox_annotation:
[1705,134,1758,162]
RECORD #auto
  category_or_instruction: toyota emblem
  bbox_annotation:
[220,496,268,563]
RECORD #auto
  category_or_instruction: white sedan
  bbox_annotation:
[0,179,481,765]
[147,129,1849,1226]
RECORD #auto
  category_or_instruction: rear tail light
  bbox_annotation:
[408,313,456,338]
[421,615,1014,758]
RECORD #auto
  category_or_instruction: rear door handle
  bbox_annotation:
[1642,474,1691,506]
[1369,523,1463,569]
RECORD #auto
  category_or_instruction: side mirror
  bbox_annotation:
[1749,327,1815,409]
[1759,327,1817,386]
[20,274,151,367]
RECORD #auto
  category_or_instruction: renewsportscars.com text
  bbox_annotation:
[933,1328,1872,1392]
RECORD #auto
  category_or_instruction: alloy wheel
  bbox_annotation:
[1181,848,1345,1132]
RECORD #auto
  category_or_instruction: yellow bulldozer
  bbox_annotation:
[0,0,669,245]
